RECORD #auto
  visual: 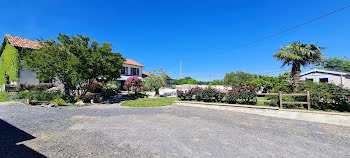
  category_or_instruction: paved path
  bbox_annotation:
[1,103,350,157]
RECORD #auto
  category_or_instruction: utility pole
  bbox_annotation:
[180,60,182,79]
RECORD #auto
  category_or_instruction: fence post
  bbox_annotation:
[278,91,282,109]
[306,91,310,110]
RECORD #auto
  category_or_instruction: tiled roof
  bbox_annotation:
[5,34,41,50]
[124,58,144,67]
[142,71,151,76]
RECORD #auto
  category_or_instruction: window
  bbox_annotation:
[319,78,328,83]
[121,67,128,75]
[306,78,313,82]
[131,68,139,76]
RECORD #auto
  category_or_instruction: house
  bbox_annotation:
[0,34,145,91]
[117,59,144,87]
[300,69,350,88]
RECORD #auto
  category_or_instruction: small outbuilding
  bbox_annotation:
[300,69,350,88]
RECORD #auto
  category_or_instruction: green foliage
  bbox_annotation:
[101,81,120,98]
[0,92,10,102]
[209,80,223,85]
[298,81,334,110]
[174,77,199,85]
[0,41,19,87]
[223,71,257,88]
[187,79,198,85]
[177,85,257,104]
[329,85,350,111]
[23,34,124,95]
[16,91,63,101]
[320,57,350,72]
[144,70,166,96]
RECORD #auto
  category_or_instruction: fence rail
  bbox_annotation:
[257,91,310,110]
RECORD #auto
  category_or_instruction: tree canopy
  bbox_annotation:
[320,57,350,72]
[273,41,323,92]
[223,71,257,88]
[23,33,124,95]
[144,69,166,96]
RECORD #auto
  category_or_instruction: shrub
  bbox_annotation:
[16,91,62,101]
[124,77,143,94]
[54,98,65,106]
[101,83,119,98]
[237,85,257,104]
[191,87,203,101]
[330,85,350,111]
[213,90,225,102]
[19,83,55,91]
[86,82,103,93]
[298,81,334,110]
[226,90,238,103]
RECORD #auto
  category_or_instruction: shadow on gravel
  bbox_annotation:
[0,119,46,158]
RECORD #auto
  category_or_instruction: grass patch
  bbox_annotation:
[122,97,179,107]
[0,92,10,102]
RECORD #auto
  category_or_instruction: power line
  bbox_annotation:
[164,4,350,74]
[209,4,350,57]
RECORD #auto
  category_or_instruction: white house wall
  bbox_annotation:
[121,63,143,77]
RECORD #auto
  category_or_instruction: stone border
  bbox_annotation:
[174,101,279,110]
[174,101,350,116]
[174,101,350,126]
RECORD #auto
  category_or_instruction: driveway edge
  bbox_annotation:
[174,101,350,127]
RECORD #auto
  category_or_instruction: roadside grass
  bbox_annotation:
[0,92,10,102]
[122,97,179,107]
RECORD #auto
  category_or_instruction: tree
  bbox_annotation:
[23,34,124,95]
[273,41,323,92]
[223,71,257,89]
[144,69,166,97]
[320,57,350,72]
[209,80,223,85]
[187,79,198,85]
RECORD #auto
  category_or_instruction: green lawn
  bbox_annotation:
[0,92,10,102]
[121,97,179,107]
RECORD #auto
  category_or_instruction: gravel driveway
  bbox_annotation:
[1,103,350,158]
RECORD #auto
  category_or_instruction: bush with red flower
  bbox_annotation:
[330,85,350,111]
[237,85,257,103]
[124,77,144,94]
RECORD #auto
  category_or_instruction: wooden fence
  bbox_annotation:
[257,91,310,110]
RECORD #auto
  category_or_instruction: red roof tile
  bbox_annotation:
[142,71,151,76]
[5,34,41,50]
[124,58,144,67]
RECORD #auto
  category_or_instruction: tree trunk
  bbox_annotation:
[155,89,160,97]
[291,62,301,93]
[64,85,70,96]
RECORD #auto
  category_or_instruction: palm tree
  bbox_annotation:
[273,41,324,92]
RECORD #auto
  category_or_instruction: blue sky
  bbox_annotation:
[1,0,349,81]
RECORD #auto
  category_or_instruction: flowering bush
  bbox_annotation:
[330,85,350,111]
[226,90,238,103]
[176,85,258,104]
[86,82,103,93]
[176,89,186,100]
[191,87,203,101]
[237,85,257,103]
[124,77,144,94]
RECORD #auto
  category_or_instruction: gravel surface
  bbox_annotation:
[1,103,350,158]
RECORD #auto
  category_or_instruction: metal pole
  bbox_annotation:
[180,60,182,79]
